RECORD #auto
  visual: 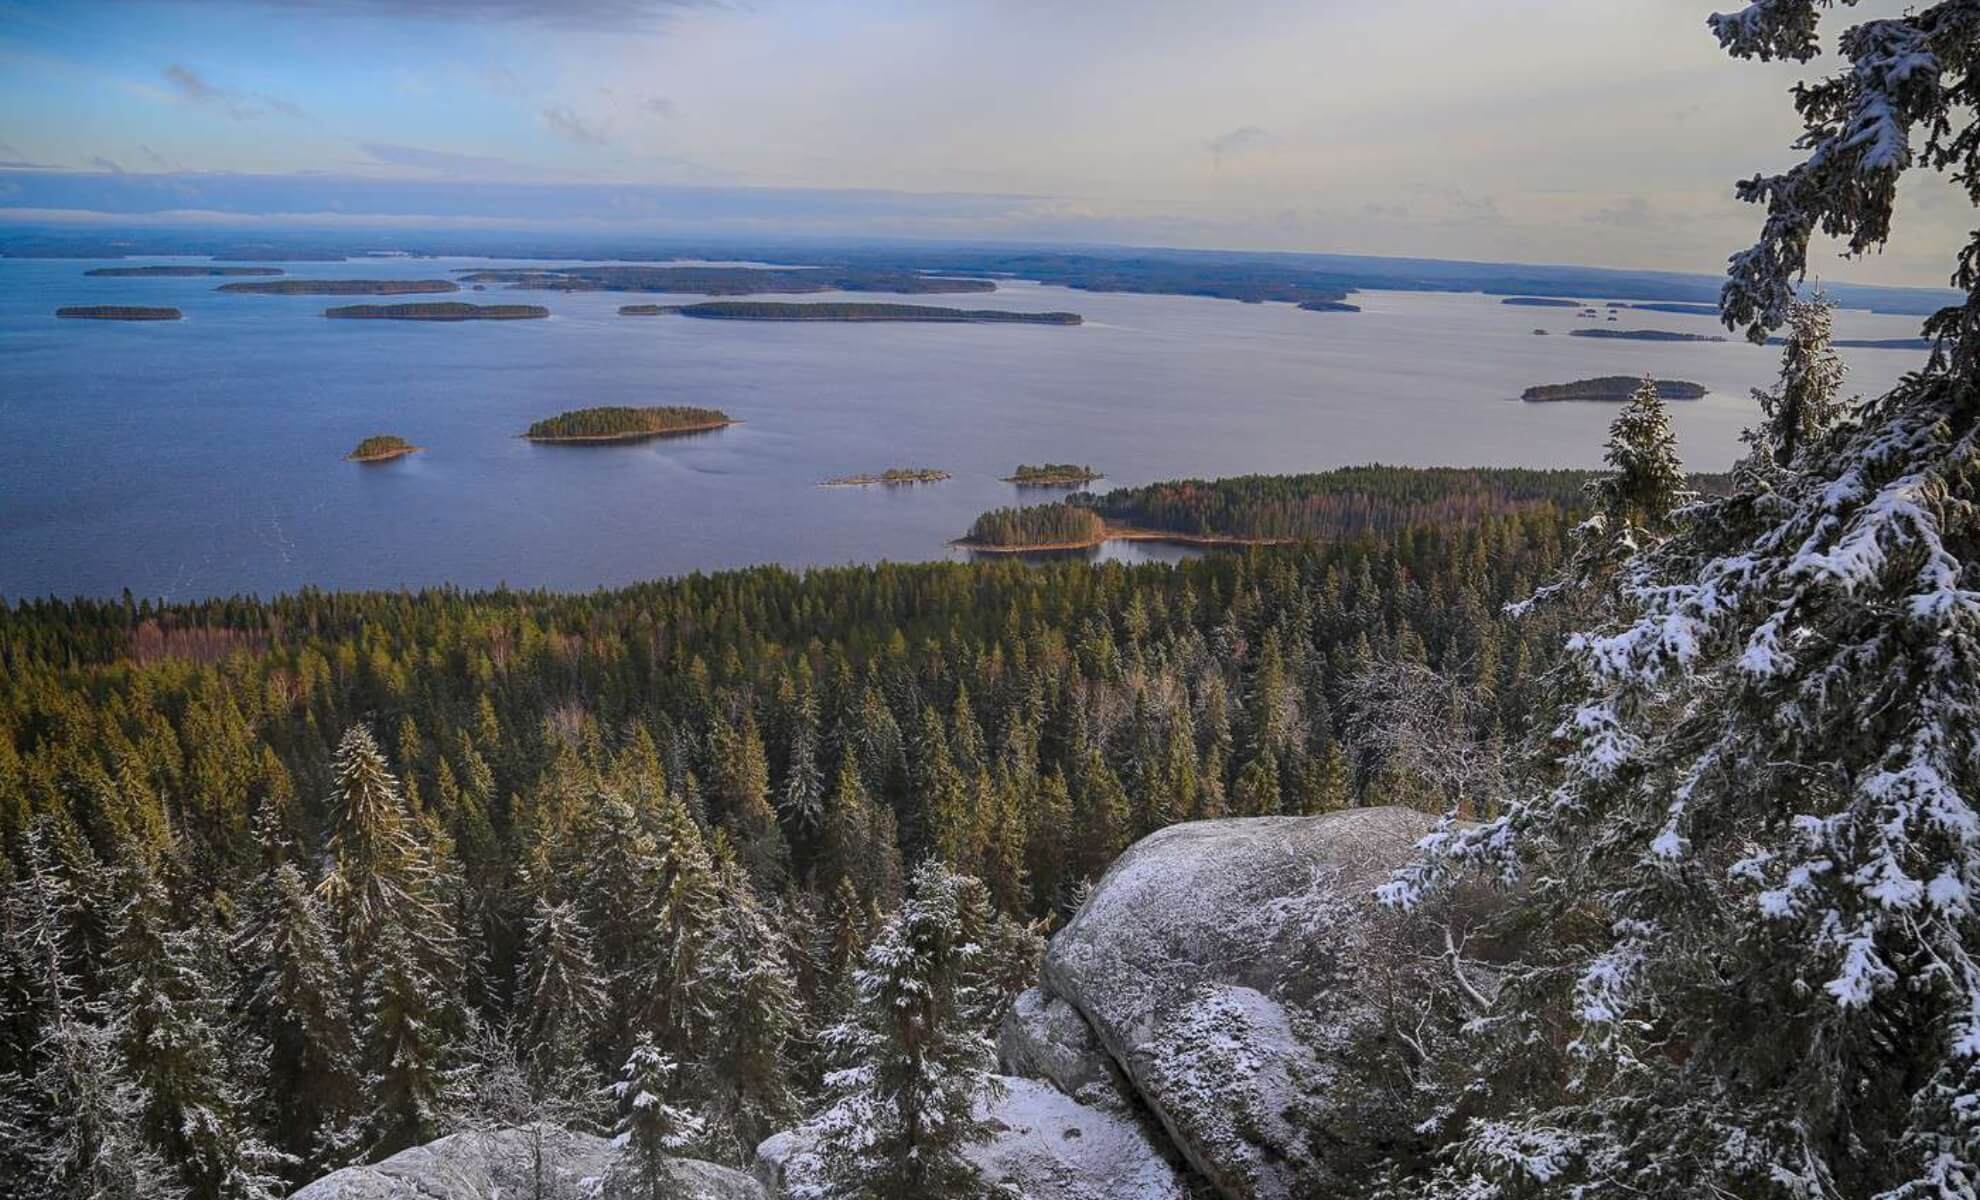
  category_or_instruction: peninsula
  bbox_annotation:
[324,302,547,321]
[220,279,460,295]
[820,468,951,487]
[523,406,734,443]
[671,302,1081,324]
[1569,327,1727,342]
[1522,376,1708,402]
[346,435,420,463]
[619,304,672,315]
[1004,464,1102,486]
[84,266,282,277]
[55,305,181,320]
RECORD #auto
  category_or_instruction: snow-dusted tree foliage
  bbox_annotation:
[516,898,607,1119]
[813,861,1002,1199]
[1383,6,1980,1196]
[608,1034,704,1200]
[1752,292,1849,469]
[696,861,802,1164]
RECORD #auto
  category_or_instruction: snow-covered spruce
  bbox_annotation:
[1382,8,1980,1195]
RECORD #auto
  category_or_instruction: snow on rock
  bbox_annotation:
[1040,806,1449,1200]
[289,1127,764,1200]
[754,1075,1190,1200]
[998,986,1138,1112]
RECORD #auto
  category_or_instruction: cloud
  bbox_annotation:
[87,155,125,174]
[361,142,542,177]
[194,0,715,33]
[542,106,608,145]
[1586,195,1653,228]
[0,140,22,161]
[1207,125,1272,166]
[162,64,302,120]
[140,145,181,171]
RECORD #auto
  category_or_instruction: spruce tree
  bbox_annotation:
[608,1034,704,1200]
[814,861,1000,1199]
[697,863,803,1163]
[1386,9,1980,1195]
[516,898,607,1121]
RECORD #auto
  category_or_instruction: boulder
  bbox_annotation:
[1039,806,1471,1200]
[755,1075,1190,1200]
[290,1127,764,1200]
[998,986,1137,1112]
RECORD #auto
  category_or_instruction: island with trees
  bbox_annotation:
[84,265,283,277]
[820,468,952,487]
[619,304,672,315]
[55,305,182,320]
[220,279,460,295]
[1522,376,1707,402]
[1569,327,1728,342]
[1004,464,1103,486]
[959,503,1111,550]
[671,302,1081,324]
[345,435,421,462]
[1298,299,1361,312]
[324,302,548,321]
[458,265,995,295]
[1622,301,1721,316]
[523,405,735,443]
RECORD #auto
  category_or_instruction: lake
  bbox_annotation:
[0,256,1932,600]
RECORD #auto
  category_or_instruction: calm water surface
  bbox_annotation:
[0,256,1931,599]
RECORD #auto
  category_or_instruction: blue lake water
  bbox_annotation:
[0,256,1932,600]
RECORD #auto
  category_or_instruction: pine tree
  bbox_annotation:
[697,863,802,1163]
[608,1034,704,1200]
[814,861,1000,1199]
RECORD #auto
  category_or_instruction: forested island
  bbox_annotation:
[672,301,1082,324]
[324,302,548,321]
[960,502,1110,549]
[220,279,460,295]
[458,265,994,295]
[54,305,181,320]
[1500,296,1582,307]
[523,405,734,442]
[1570,327,1728,342]
[345,435,420,462]
[1624,301,1721,316]
[618,304,671,315]
[1298,300,1361,312]
[1522,376,1708,402]
[820,468,951,487]
[1004,463,1102,486]
[84,265,282,277]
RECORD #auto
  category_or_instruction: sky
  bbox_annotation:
[0,0,1966,284]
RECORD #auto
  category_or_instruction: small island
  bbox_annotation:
[1298,300,1361,313]
[1569,327,1727,342]
[1522,376,1707,402]
[1500,297,1582,307]
[324,302,548,321]
[960,503,1110,550]
[220,279,460,295]
[346,435,421,462]
[670,302,1081,325]
[1005,463,1102,486]
[820,468,951,487]
[84,266,282,277]
[1532,328,1550,335]
[523,406,734,443]
[619,304,674,316]
[56,305,182,320]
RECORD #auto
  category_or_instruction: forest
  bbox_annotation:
[670,303,1082,325]
[0,477,1578,1194]
[522,406,733,441]
[345,436,419,463]
[1004,464,1101,486]
[962,503,1108,548]
[322,303,548,321]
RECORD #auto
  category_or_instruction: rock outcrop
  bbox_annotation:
[1034,806,1469,1200]
[291,1127,764,1200]
[755,1075,1191,1200]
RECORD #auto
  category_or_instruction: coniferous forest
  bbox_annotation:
[0,489,1576,1196]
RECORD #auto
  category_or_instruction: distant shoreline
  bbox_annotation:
[56,305,182,321]
[953,524,1293,553]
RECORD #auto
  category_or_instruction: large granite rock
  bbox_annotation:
[1038,806,1467,1200]
[291,1127,764,1200]
[755,1075,1190,1200]
[998,986,1137,1112]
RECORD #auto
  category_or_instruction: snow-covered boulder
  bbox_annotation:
[1040,806,1460,1200]
[754,1075,1190,1200]
[998,986,1137,1112]
[289,1127,764,1200]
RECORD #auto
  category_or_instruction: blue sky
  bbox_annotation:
[0,0,1964,284]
